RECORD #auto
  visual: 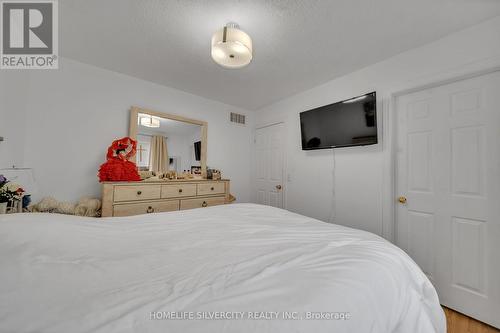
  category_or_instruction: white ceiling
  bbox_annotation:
[61,0,500,110]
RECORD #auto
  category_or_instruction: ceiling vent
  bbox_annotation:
[230,112,246,125]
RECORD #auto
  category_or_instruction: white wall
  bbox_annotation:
[254,16,500,239]
[1,58,254,203]
[0,71,29,169]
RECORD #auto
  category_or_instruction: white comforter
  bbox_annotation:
[0,204,445,333]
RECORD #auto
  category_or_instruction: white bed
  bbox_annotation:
[0,203,445,333]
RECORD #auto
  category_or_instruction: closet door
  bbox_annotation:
[254,123,285,208]
[396,71,500,328]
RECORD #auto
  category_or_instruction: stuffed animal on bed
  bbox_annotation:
[74,197,102,217]
[29,197,102,217]
[29,197,59,213]
[98,137,141,182]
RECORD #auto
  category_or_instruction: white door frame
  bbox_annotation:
[254,122,287,209]
[383,66,500,243]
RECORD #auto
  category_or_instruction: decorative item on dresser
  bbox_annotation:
[98,137,141,182]
[101,179,231,217]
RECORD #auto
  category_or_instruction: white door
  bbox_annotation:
[255,123,285,208]
[396,71,500,328]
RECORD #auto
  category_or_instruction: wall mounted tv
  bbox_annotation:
[300,92,377,150]
[194,141,201,161]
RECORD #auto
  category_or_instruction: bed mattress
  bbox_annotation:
[0,203,445,332]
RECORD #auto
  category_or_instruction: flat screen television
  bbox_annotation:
[194,141,201,161]
[300,92,377,150]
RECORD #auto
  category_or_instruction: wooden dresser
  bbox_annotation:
[101,179,231,217]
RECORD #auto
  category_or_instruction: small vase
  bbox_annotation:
[0,202,7,214]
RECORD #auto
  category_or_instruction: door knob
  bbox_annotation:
[276,185,282,190]
[398,196,407,204]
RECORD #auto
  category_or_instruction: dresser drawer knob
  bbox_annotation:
[202,201,208,207]
[146,206,154,213]
[178,188,183,193]
[137,191,142,195]
[210,187,214,191]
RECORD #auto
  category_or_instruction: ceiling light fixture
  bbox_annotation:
[211,22,252,69]
[138,113,160,128]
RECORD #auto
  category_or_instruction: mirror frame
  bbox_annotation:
[129,106,208,178]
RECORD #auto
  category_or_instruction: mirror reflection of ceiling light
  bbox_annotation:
[211,22,252,69]
[138,113,161,128]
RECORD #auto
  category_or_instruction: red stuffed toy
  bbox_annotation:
[98,137,141,182]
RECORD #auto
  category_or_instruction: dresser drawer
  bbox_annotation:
[113,200,179,217]
[197,182,225,196]
[161,183,197,198]
[180,196,225,210]
[113,185,161,202]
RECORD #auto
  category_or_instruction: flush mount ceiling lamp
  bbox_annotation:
[211,22,252,69]
[138,113,160,128]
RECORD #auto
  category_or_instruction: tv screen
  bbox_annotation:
[194,141,201,161]
[300,92,377,150]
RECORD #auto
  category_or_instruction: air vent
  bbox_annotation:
[230,112,246,125]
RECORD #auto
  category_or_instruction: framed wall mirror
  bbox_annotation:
[129,107,208,178]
